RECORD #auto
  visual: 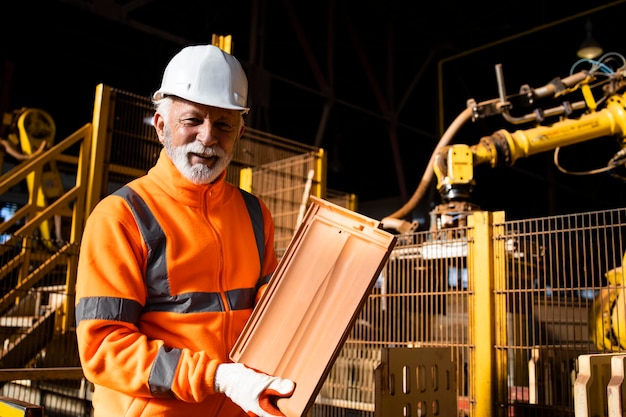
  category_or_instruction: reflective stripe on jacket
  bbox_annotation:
[75,149,278,417]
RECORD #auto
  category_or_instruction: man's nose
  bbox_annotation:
[196,121,217,146]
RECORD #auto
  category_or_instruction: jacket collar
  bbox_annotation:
[148,149,227,207]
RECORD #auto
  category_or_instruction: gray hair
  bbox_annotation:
[153,96,173,122]
[152,95,245,128]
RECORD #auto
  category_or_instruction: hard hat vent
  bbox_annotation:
[153,44,249,112]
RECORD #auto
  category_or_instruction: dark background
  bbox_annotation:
[2,0,626,224]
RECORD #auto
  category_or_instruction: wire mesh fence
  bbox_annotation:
[496,208,626,416]
[310,207,626,417]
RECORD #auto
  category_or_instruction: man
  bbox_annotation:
[75,44,295,417]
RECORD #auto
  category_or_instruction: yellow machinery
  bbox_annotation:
[590,250,626,351]
[1,107,65,245]
[381,52,626,363]
[382,53,626,232]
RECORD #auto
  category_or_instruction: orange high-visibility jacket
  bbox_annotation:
[75,149,278,417]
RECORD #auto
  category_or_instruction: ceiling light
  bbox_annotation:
[577,19,603,60]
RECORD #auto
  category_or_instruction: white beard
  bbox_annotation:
[162,127,232,185]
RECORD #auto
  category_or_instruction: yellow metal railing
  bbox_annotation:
[0,123,92,333]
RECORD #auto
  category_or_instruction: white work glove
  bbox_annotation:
[215,363,295,417]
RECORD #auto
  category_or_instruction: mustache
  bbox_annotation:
[184,143,222,157]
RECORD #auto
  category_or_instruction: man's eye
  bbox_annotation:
[180,118,201,126]
[215,122,233,131]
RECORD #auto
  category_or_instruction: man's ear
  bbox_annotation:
[154,113,165,144]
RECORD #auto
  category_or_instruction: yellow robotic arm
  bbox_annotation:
[382,56,626,232]
[382,54,626,354]
[436,91,626,203]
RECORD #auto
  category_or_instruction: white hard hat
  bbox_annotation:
[153,44,249,113]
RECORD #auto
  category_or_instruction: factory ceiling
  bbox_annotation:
[2,0,626,221]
